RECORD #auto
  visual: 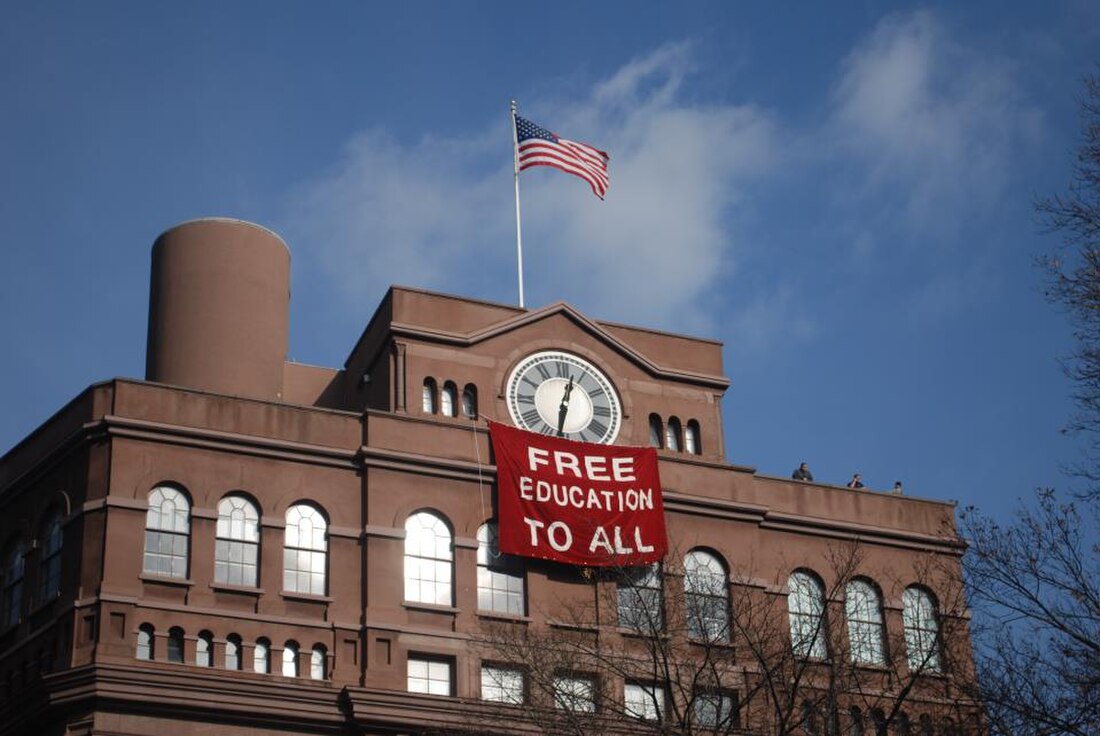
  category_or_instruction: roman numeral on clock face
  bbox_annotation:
[506,351,621,444]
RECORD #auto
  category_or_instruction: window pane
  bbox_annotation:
[553,675,595,713]
[649,415,663,448]
[789,572,827,658]
[226,636,241,670]
[167,629,184,663]
[311,646,326,680]
[694,691,738,728]
[282,644,299,676]
[254,641,269,673]
[903,587,941,671]
[846,580,885,664]
[197,633,212,667]
[619,565,662,631]
[284,505,327,595]
[685,551,728,641]
[136,627,153,660]
[477,524,525,615]
[144,488,190,579]
[408,656,452,696]
[482,665,524,704]
[423,380,436,414]
[625,683,664,721]
[404,513,453,605]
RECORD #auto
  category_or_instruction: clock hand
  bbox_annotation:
[556,377,574,437]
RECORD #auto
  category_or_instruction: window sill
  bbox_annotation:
[140,574,194,588]
[548,619,599,632]
[212,583,265,596]
[686,636,733,649]
[619,627,669,640]
[908,667,947,680]
[851,660,889,672]
[476,611,531,624]
[281,591,333,603]
[403,601,460,615]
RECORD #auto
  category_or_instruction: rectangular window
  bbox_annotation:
[693,690,739,729]
[408,655,453,696]
[624,682,664,721]
[143,530,188,578]
[553,675,596,713]
[481,665,524,704]
[618,565,663,631]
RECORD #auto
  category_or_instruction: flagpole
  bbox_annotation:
[511,99,525,309]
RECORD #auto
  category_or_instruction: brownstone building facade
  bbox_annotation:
[0,219,977,735]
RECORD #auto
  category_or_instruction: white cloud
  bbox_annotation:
[283,44,779,334]
[828,11,1041,230]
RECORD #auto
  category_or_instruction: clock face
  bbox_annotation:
[506,351,622,444]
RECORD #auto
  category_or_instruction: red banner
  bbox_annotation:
[488,421,667,567]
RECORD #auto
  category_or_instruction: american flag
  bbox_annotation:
[515,115,610,199]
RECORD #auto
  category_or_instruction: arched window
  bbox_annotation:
[649,414,664,448]
[896,713,911,736]
[619,564,663,631]
[917,715,933,736]
[216,495,260,587]
[462,384,478,419]
[441,381,458,417]
[422,378,437,414]
[903,587,941,672]
[284,504,327,595]
[37,511,63,603]
[282,641,299,677]
[801,702,820,735]
[476,522,525,615]
[684,550,728,641]
[665,417,682,452]
[870,708,887,736]
[311,644,327,680]
[685,420,702,455]
[136,624,154,660]
[254,637,270,673]
[225,634,242,670]
[196,630,213,667]
[404,512,453,605]
[845,579,885,664]
[788,570,827,658]
[1,539,26,628]
[167,626,184,663]
[143,485,190,578]
[848,707,864,736]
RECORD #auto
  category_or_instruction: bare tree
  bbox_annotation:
[730,542,979,735]
[956,73,1100,736]
[467,541,980,736]
[1038,73,1100,497]
[962,494,1100,735]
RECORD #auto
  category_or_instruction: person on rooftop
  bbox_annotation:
[847,473,865,489]
[791,462,814,482]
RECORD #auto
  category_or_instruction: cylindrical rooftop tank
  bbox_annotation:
[145,218,290,401]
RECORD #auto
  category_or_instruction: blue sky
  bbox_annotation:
[1,2,1097,516]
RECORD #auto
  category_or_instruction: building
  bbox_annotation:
[0,219,979,735]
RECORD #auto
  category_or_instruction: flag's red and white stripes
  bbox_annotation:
[518,136,610,199]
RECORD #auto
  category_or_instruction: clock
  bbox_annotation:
[505,350,622,444]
